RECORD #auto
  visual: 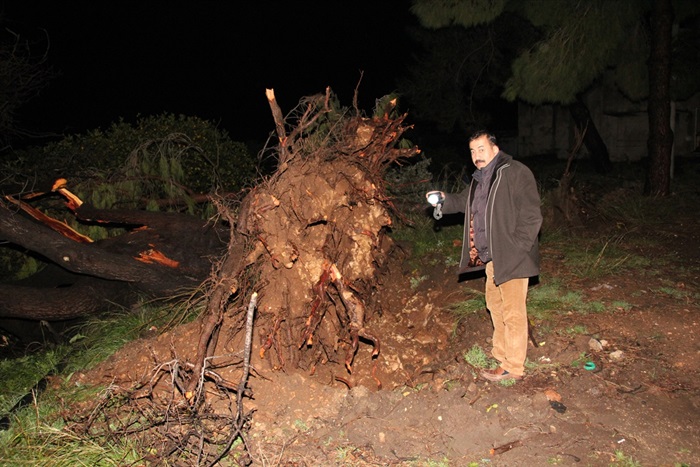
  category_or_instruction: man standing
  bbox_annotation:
[427,130,542,382]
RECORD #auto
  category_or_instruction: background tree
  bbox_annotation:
[408,0,700,185]
[647,0,674,196]
[397,18,537,135]
[0,22,53,150]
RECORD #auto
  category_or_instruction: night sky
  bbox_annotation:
[4,1,416,143]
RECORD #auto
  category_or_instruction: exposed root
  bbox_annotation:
[299,262,333,349]
[330,263,380,373]
[65,293,260,465]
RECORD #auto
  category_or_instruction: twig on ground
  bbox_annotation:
[206,291,258,467]
[490,439,523,455]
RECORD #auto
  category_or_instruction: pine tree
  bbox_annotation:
[409,0,700,189]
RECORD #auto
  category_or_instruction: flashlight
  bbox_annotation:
[427,191,444,206]
[426,191,444,220]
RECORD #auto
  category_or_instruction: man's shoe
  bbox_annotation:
[480,367,523,382]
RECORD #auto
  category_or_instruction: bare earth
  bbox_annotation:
[78,201,700,466]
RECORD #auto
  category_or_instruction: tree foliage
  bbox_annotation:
[505,1,642,104]
[398,15,537,133]
[409,0,699,191]
[669,19,700,101]
[410,0,699,105]
[5,114,256,210]
[410,0,507,28]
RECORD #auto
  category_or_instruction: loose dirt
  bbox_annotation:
[77,196,700,466]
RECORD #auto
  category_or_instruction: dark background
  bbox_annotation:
[3,1,416,143]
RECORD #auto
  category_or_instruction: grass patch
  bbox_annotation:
[0,382,142,466]
[542,230,652,280]
[654,286,693,301]
[389,213,464,270]
[498,378,517,388]
[463,345,494,370]
[611,449,642,466]
[611,300,633,312]
[527,280,589,318]
[563,325,588,336]
[0,299,199,464]
[63,301,196,374]
[525,356,558,373]
[0,348,69,416]
[410,274,429,290]
[527,279,621,319]
[449,294,486,316]
[570,352,589,368]
[448,292,486,334]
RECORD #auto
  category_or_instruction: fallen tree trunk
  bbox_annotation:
[0,276,130,321]
[0,196,228,320]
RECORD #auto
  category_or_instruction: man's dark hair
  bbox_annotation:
[469,130,497,146]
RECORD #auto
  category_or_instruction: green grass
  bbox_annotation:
[0,299,198,465]
[0,348,69,416]
[542,230,652,280]
[611,300,633,311]
[654,286,694,301]
[527,280,596,318]
[0,383,142,466]
[449,293,486,315]
[524,356,558,373]
[611,449,642,466]
[463,345,494,370]
[498,378,517,387]
[410,274,429,290]
[570,352,589,368]
[563,324,588,336]
[390,214,464,270]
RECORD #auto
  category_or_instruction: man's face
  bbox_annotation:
[469,135,499,170]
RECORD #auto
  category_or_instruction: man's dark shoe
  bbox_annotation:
[480,367,523,382]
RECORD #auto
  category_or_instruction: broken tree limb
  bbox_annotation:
[0,187,227,320]
[490,439,523,456]
[237,291,258,420]
[5,196,93,243]
[266,87,333,171]
[266,88,290,168]
[0,203,192,292]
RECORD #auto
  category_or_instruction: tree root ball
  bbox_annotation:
[248,156,393,373]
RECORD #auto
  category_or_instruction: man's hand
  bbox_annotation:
[426,191,445,207]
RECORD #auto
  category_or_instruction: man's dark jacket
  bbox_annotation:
[441,151,542,286]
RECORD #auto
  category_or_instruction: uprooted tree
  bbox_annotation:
[0,87,421,463]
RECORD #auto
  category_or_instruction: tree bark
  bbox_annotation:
[646,0,674,196]
[0,277,132,320]
[0,202,226,320]
[568,98,612,174]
